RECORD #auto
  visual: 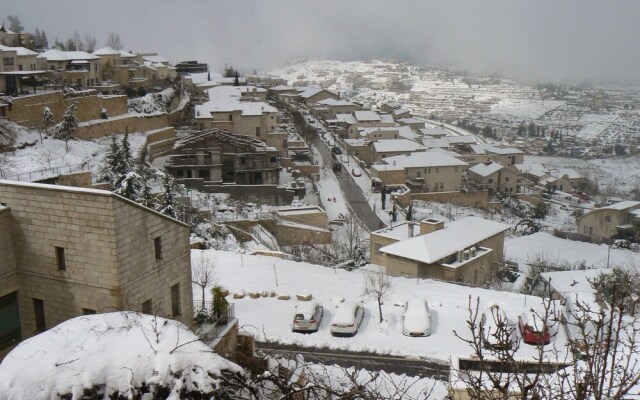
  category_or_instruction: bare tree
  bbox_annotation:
[333,212,368,266]
[83,33,97,52]
[38,149,57,169]
[105,31,123,50]
[71,30,83,51]
[362,265,393,323]
[192,251,217,309]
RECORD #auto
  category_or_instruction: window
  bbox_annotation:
[228,114,233,121]
[142,299,153,315]
[427,168,431,174]
[416,171,422,178]
[82,308,96,315]
[440,182,444,190]
[589,226,593,235]
[18,64,23,71]
[33,299,46,332]
[3,58,14,66]
[50,65,55,71]
[171,284,181,317]
[488,179,494,184]
[177,170,184,178]
[55,247,66,270]
[435,167,440,173]
[605,216,611,223]
[154,237,162,260]
[505,177,509,182]
[256,127,260,136]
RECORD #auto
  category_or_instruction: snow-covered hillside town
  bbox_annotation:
[2,3,640,399]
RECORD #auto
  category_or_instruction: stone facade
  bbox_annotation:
[0,181,193,350]
[75,114,169,140]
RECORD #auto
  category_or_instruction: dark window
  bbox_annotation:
[0,292,21,349]
[177,170,184,178]
[256,127,261,136]
[186,170,193,178]
[55,247,66,270]
[3,58,14,66]
[142,299,153,315]
[171,284,181,317]
[228,114,233,121]
[33,299,46,332]
[154,237,162,260]
[82,308,96,315]
[18,64,23,71]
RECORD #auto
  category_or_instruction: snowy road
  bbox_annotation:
[310,133,385,231]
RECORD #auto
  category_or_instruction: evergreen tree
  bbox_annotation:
[116,130,132,176]
[55,102,78,151]
[114,171,142,201]
[406,203,413,222]
[381,186,387,209]
[42,107,54,143]
[158,174,177,219]
[40,31,49,48]
[100,135,121,186]
[234,71,240,86]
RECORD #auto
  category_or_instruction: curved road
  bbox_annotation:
[257,341,449,381]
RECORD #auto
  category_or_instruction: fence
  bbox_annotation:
[3,162,90,182]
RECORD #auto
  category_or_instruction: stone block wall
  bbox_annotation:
[75,114,169,140]
[410,190,491,209]
[6,91,127,127]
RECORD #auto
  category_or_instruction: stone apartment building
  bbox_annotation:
[165,129,281,185]
[0,45,44,95]
[0,181,193,352]
[379,151,468,192]
[37,49,101,89]
[195,98,278,137]
[468,161,518,193]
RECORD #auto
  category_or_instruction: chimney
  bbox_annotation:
[408,222,414,238]
[420,218,444,235]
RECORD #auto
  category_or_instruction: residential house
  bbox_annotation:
[245,74,286,87]
[381,151,468,192]
[37,49,101,89]
[138,53,177,80]
[397,117,426,131]
[0,45,45,95]
[468,161,518,193]
[365,139,426,165]
[461,144,525,166]
[577,200,640,243]
[0,26,32,48]
[298,87,339,105]
[175,60,208,75]
[311,98,360,119]
[165,129,281,185]
[370,217,510,283]
[0,180,194,353]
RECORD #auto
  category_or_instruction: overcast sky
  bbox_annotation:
[5,0,640,84]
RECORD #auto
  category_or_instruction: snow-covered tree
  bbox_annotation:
[362,266,393,323]
[41,106,54,143]
[158,173,177,218]
[99,135,120,186]
[114,171,142,201]
[55,102,78,151]
[116,130,133,176]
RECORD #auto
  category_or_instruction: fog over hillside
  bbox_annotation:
[7,0,640,84]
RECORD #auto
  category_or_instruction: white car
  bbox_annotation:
[480,304,516,350]
[402,298,431,337]
[291,301,323,333]
[330,302,365,337]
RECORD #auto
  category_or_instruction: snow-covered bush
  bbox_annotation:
[0,312,242,400]
[128,87,176,114]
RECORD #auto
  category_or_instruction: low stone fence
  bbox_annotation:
[410,190,495,210]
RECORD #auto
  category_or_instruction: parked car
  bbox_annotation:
[331,302,365,336]
[351,168,362,177]
[292,301,323,333]
[402,298,431,337]
[518,311,551,345]
[480,304,516,350]
[331,146,343,155]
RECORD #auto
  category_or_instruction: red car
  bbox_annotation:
[518,312,551,345]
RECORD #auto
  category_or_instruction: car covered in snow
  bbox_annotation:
[331,146,343,155]
[518,311,551,345]
[330,301,365,337]
[480,304,516,350]
[402,298,431,337]
[351,168,362,177]
[292,301,323,333]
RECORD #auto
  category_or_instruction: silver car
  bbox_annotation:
[330,302,365,337]
[292,301,323,333]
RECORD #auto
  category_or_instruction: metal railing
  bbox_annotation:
[3,162,91,182]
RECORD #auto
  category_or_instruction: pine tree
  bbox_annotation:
[100,135,121,186]
[42,107,54,143]
[158,174,177,218]
[114,171,142,201]
[234,71,240,86]
[55,102,78,151]
[116,130,132,176]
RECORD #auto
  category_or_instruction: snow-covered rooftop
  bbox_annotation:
[317,98,354,107]
[420,126,450,137]
[421,138,450,148]
[380,216,510,264]
[471,144,524,155]
[142,55,169,64]
[270,85,295,91]
[196,99,277,117]
[468,161,505,177]
[373,139,425,153]
[0,44,38,56]
[372,222,420,241]
[354,110,381,122]
[602,200,640,211]
[383,151,468,168]
[335,113,357,125]
[38,49,99,61]
[397,117,425,125]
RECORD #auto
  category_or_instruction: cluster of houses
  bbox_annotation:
[0,28,177,96]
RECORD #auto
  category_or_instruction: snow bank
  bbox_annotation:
[0,312,241,400]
